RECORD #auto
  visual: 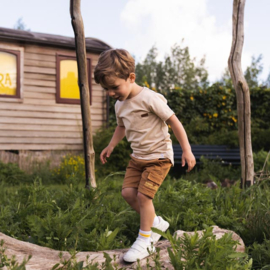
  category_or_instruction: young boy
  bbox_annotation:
[94,49,196,262]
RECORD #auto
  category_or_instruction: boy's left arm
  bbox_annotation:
[166,114,196,172]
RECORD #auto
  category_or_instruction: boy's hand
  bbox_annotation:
[182,150,196,172]
[100,145,114,164]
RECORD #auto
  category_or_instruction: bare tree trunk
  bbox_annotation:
[70,0,96,188]
[228,0,254,188]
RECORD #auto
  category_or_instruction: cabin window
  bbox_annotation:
[56,54,92,105]
[0,49,20,98]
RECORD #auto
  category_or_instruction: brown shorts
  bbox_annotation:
[122,156,172,199]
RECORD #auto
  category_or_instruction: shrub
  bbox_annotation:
[253,150,270,173]
[153,226,252,270]
[248,239,270,269]
[0,160,30,186]
[53,154,85,185]
[93,127,131,177]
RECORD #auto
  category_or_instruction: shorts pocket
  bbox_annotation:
[147,170,163,186]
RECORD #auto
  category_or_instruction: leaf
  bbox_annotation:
[227,252,247,258]
[51,263,60,270]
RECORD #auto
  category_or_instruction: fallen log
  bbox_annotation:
[0,226,245,269]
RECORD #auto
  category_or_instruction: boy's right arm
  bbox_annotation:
[100,125,126,164]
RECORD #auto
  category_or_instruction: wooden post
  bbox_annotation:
[70,0,96,188]
[228,0,254,188]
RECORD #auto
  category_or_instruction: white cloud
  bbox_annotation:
[120,0,251,82]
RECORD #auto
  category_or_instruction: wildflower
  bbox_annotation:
[190,96,194,100]
[231,116,237,122]
[144,81,150,88]
[213,113,218,118]
[222,96,226,100]
[222,102,226,106]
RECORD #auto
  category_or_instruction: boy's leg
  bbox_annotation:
[138,159,171,244]
[123,158,171,262]
[137,192,155,231]
[121,188,140,213]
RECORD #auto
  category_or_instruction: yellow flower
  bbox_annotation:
[231,116,237,122]
[222,102,226,106]
[199,90,203,94]
[213,113,218,118]
[222,96,226,100]
[190,96,194,100]
[144,81,150,88]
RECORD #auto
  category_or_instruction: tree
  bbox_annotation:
[228,0,254,188]
[244,55,263,88]
[14,18,30,31]
[136,43,209,93]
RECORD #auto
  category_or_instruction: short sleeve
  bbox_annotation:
[149,93,175,121]
[116,115,124,126]
[115,101,125,126]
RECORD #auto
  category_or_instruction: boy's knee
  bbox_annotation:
[137,192,152,203]
[121,188,137,200]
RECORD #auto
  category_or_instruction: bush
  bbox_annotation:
[0,161,30,186]
[93,127,131,177]
[248,239,270,269]
[253,150,270,172]
[155,226,252,270]
[52,154,85,185]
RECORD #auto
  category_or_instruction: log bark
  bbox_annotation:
[228,0,254,188]
[0,226,245,269]
[70,0,96,188]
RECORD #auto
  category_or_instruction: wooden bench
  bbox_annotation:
[173,144,241,166]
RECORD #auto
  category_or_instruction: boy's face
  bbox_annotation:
[103,74,135,101]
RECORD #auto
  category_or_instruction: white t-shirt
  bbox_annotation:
[115,87,175,165]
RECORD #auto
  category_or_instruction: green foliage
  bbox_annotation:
[248,239,270,269]
[135,44,209,93]
[152,226,252,270]
[244,55,264,89]
[93,127,131,177]
[1,169,270,268]
[166,83,238,136]
[53,155,85,185]
[253,150,270,172]
[0,160,30,186]
[165,84,270,150]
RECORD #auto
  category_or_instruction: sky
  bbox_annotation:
[0,0,269,82]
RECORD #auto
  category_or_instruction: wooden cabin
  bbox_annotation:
[0,27,111,170]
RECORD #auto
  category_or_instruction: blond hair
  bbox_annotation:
[94,49,135,88]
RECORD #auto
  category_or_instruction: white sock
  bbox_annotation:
[152,215,160,227]
[138,229,151,244]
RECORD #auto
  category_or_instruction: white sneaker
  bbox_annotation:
[123,238,156,262]
[151,216,170,244]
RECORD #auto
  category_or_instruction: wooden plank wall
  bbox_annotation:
[0,42,107,153]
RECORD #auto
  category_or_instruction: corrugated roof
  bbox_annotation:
[0,27,112,53]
